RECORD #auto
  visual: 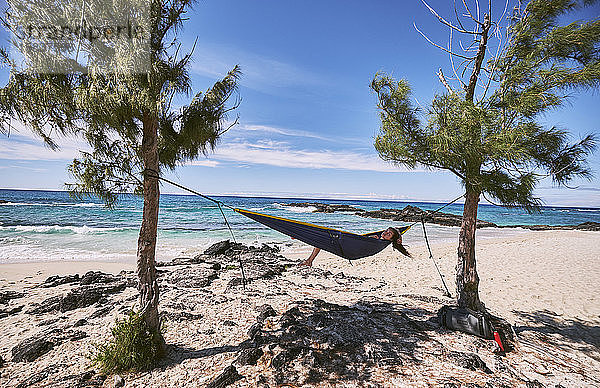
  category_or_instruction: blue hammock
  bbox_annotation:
[235,208,410,260]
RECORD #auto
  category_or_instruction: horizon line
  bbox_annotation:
[1,187,598,210]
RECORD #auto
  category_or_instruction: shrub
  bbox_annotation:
[92,310,164,374]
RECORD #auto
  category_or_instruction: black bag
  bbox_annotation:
[438,306,494,340]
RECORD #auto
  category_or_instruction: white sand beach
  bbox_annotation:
[0,228,599,387]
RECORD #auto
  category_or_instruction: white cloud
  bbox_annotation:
[0,121,90,161]
[0,134,89,161]
[190,44,327,93]
[234,124,335,142]
[188,160,220,168]
[205,140,410,173]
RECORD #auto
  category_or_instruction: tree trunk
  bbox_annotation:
[137,112,162,338]
[456,189,484,312]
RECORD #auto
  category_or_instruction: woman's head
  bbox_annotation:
[383,227,411,257]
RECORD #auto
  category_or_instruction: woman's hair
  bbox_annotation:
[387,227,411,257]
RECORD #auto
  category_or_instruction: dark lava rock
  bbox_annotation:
[162,266,219,288]
[15,365,58,388]
[256,304,277,323]
[205,240,231,256]
[59,369,107,388]
[575,221,600,231]
[162,311,203,322]
[0,354,4,367]
[28,296,62,315]
[38,317,61,327]
[237,253,286,282]
[39,274,80,288]
[252,299,436,385]
[360,205,497,228]
[11,336,54,362]
[59,283,127,312]
[282,202,363,213]
[447,351,492,373]
[206,365,242,388]
[80,271,119,285]
[525,380,546,388]
[247,323,262,340]
[506,221,600,231]
[63,329,88,342]
[89,305,114,319]
[28,283,126,315]
[282,202,501,228]
[235,347,264,366]
[0,305,23,318]
[0,290,25,304]
[73,318,87,327]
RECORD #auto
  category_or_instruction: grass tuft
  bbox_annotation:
[91,310,164,374]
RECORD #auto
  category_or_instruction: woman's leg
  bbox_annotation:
[299,247,320,266]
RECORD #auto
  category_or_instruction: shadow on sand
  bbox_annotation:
[162,298,449,385]
[513,309,600,361]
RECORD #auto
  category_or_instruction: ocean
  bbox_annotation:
[1,188,598,264]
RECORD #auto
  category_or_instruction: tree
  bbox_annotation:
[1,0,240,344]
[371,0,598,311]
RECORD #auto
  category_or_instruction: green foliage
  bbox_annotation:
[92,310,165,374]
[372,0,599,212]
[1,0,241,207]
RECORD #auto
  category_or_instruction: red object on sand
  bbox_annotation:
[494,331,504,352]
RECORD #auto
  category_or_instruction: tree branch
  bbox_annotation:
[465,12,491,101]
[437,68,454,94]
[414,23,476,60]
[462,0,484,25]
[421,0,481,35]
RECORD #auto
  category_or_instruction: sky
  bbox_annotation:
[1,0,599,207]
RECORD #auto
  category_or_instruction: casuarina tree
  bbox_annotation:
[1,0,240,346]
[371,0,598,311]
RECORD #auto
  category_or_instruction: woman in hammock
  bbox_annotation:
[299,227,411,267]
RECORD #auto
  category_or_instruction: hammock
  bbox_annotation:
[147,172,459,294]
[234,208,410,260]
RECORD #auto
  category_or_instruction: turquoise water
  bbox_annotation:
[1,189,598,263]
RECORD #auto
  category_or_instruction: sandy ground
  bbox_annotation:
[1,228,599,387]
[309,229,600,323]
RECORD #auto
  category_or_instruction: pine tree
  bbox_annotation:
[1,0,240,344]
[371,0,598,311]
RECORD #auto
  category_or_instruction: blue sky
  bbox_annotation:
[1,0,599,206]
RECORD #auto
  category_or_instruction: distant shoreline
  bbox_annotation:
[1,187,598,211]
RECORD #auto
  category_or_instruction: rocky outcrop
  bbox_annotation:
[359,205,498,227]
[0,305,23,319]
[160,266,219,288]
[11,337,54,362]
[206,365,242,388]
[28,272,134,315]
[11,329,87,362]
[239,299,437,386]
[500,221,600,231]
[283,202,363,213]
[14,365,58,388]
[158,241,294,290]
[281,202,495,228]
[58,283,126,312]
[39,274,81,288]
[0,291,25,304]
[281,202,600,230]
[15,368,106,388]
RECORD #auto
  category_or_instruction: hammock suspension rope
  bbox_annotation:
[144,170,464,295]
